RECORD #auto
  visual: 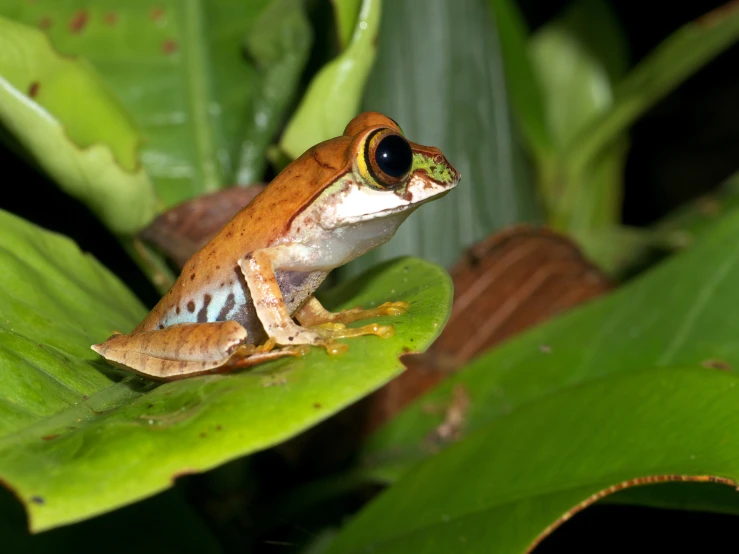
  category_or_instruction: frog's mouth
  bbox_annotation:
[316,169,458,229]
[330,187,454,227]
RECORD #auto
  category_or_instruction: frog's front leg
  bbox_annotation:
[91,321,303,381]
[295,296,409,326]
[239,245,396,346]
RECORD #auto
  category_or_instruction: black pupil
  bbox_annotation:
[375,135,412,179]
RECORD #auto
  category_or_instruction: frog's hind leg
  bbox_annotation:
[295,296,409,326]
[91,321,303,381]
[239,247,406,348]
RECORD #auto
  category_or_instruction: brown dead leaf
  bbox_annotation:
[361,225,612,435]
[139,185,265,268]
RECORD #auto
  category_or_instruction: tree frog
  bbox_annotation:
[92,112,460,380]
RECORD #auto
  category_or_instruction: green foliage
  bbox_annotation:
[279,0,380,160]
[328,367,739,553]
[495,0,739,269]
[317,188,739,551]
[344,0,540,278]
[2,0,739,549]
[0,0,311,208]
[529,0,628,233]
[362,204,739,479]
[0,16,156,234]
[330,0,363,49]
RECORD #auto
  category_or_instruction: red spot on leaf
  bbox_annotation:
[103,11,118,26]
[42,434,59,441]
[702,359,732,370]
[69,10,89,34]
[161,39,178,54]
[28,82,40,98]
[39,16,52,30]
[150,7,165,22]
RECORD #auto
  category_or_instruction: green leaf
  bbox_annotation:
[346,0,540,277]
[528,0,628,232]
[530,0,625,151]
[0,0,311,206]
[607,481,739,517]
[564,1,739,182]
[327,367,739,553]
[0,16,157,235]
[235,0,313,185]
[331,0,363,50]
[582,173,739,277]
[553,0,628,84]
[361,191,739,480]
[653,171,739,252]
[488,0,551,159]
[279,0,380,160]
[0,209,452,531]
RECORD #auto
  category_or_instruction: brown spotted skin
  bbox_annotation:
[134,137,352,335]
[135,113,404,338]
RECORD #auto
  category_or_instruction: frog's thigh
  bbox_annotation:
[92,321,261,380]
[295,296,410,326]
[238,244,324,346]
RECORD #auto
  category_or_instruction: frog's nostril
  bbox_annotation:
[433,154,444,164]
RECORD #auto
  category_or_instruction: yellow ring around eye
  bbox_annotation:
[358,128,410,190]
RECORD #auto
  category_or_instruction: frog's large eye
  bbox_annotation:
[364,129,413,189]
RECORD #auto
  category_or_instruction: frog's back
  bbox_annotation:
[134,136,354,338]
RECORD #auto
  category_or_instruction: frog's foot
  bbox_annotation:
[91,321,306,381]
[315,322,402,356]
[295,296,409,326]
[263,318,397,356]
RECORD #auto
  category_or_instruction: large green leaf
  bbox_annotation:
[0,16,157,235]
[0,0,311,206]
[327,367,739,553]
[0,209,452,531]
[361,188,739,480]
[348,0,539,277]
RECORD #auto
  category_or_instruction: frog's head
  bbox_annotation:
[318,112,460,229]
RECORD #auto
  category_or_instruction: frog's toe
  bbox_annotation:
[312,322,396,341]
